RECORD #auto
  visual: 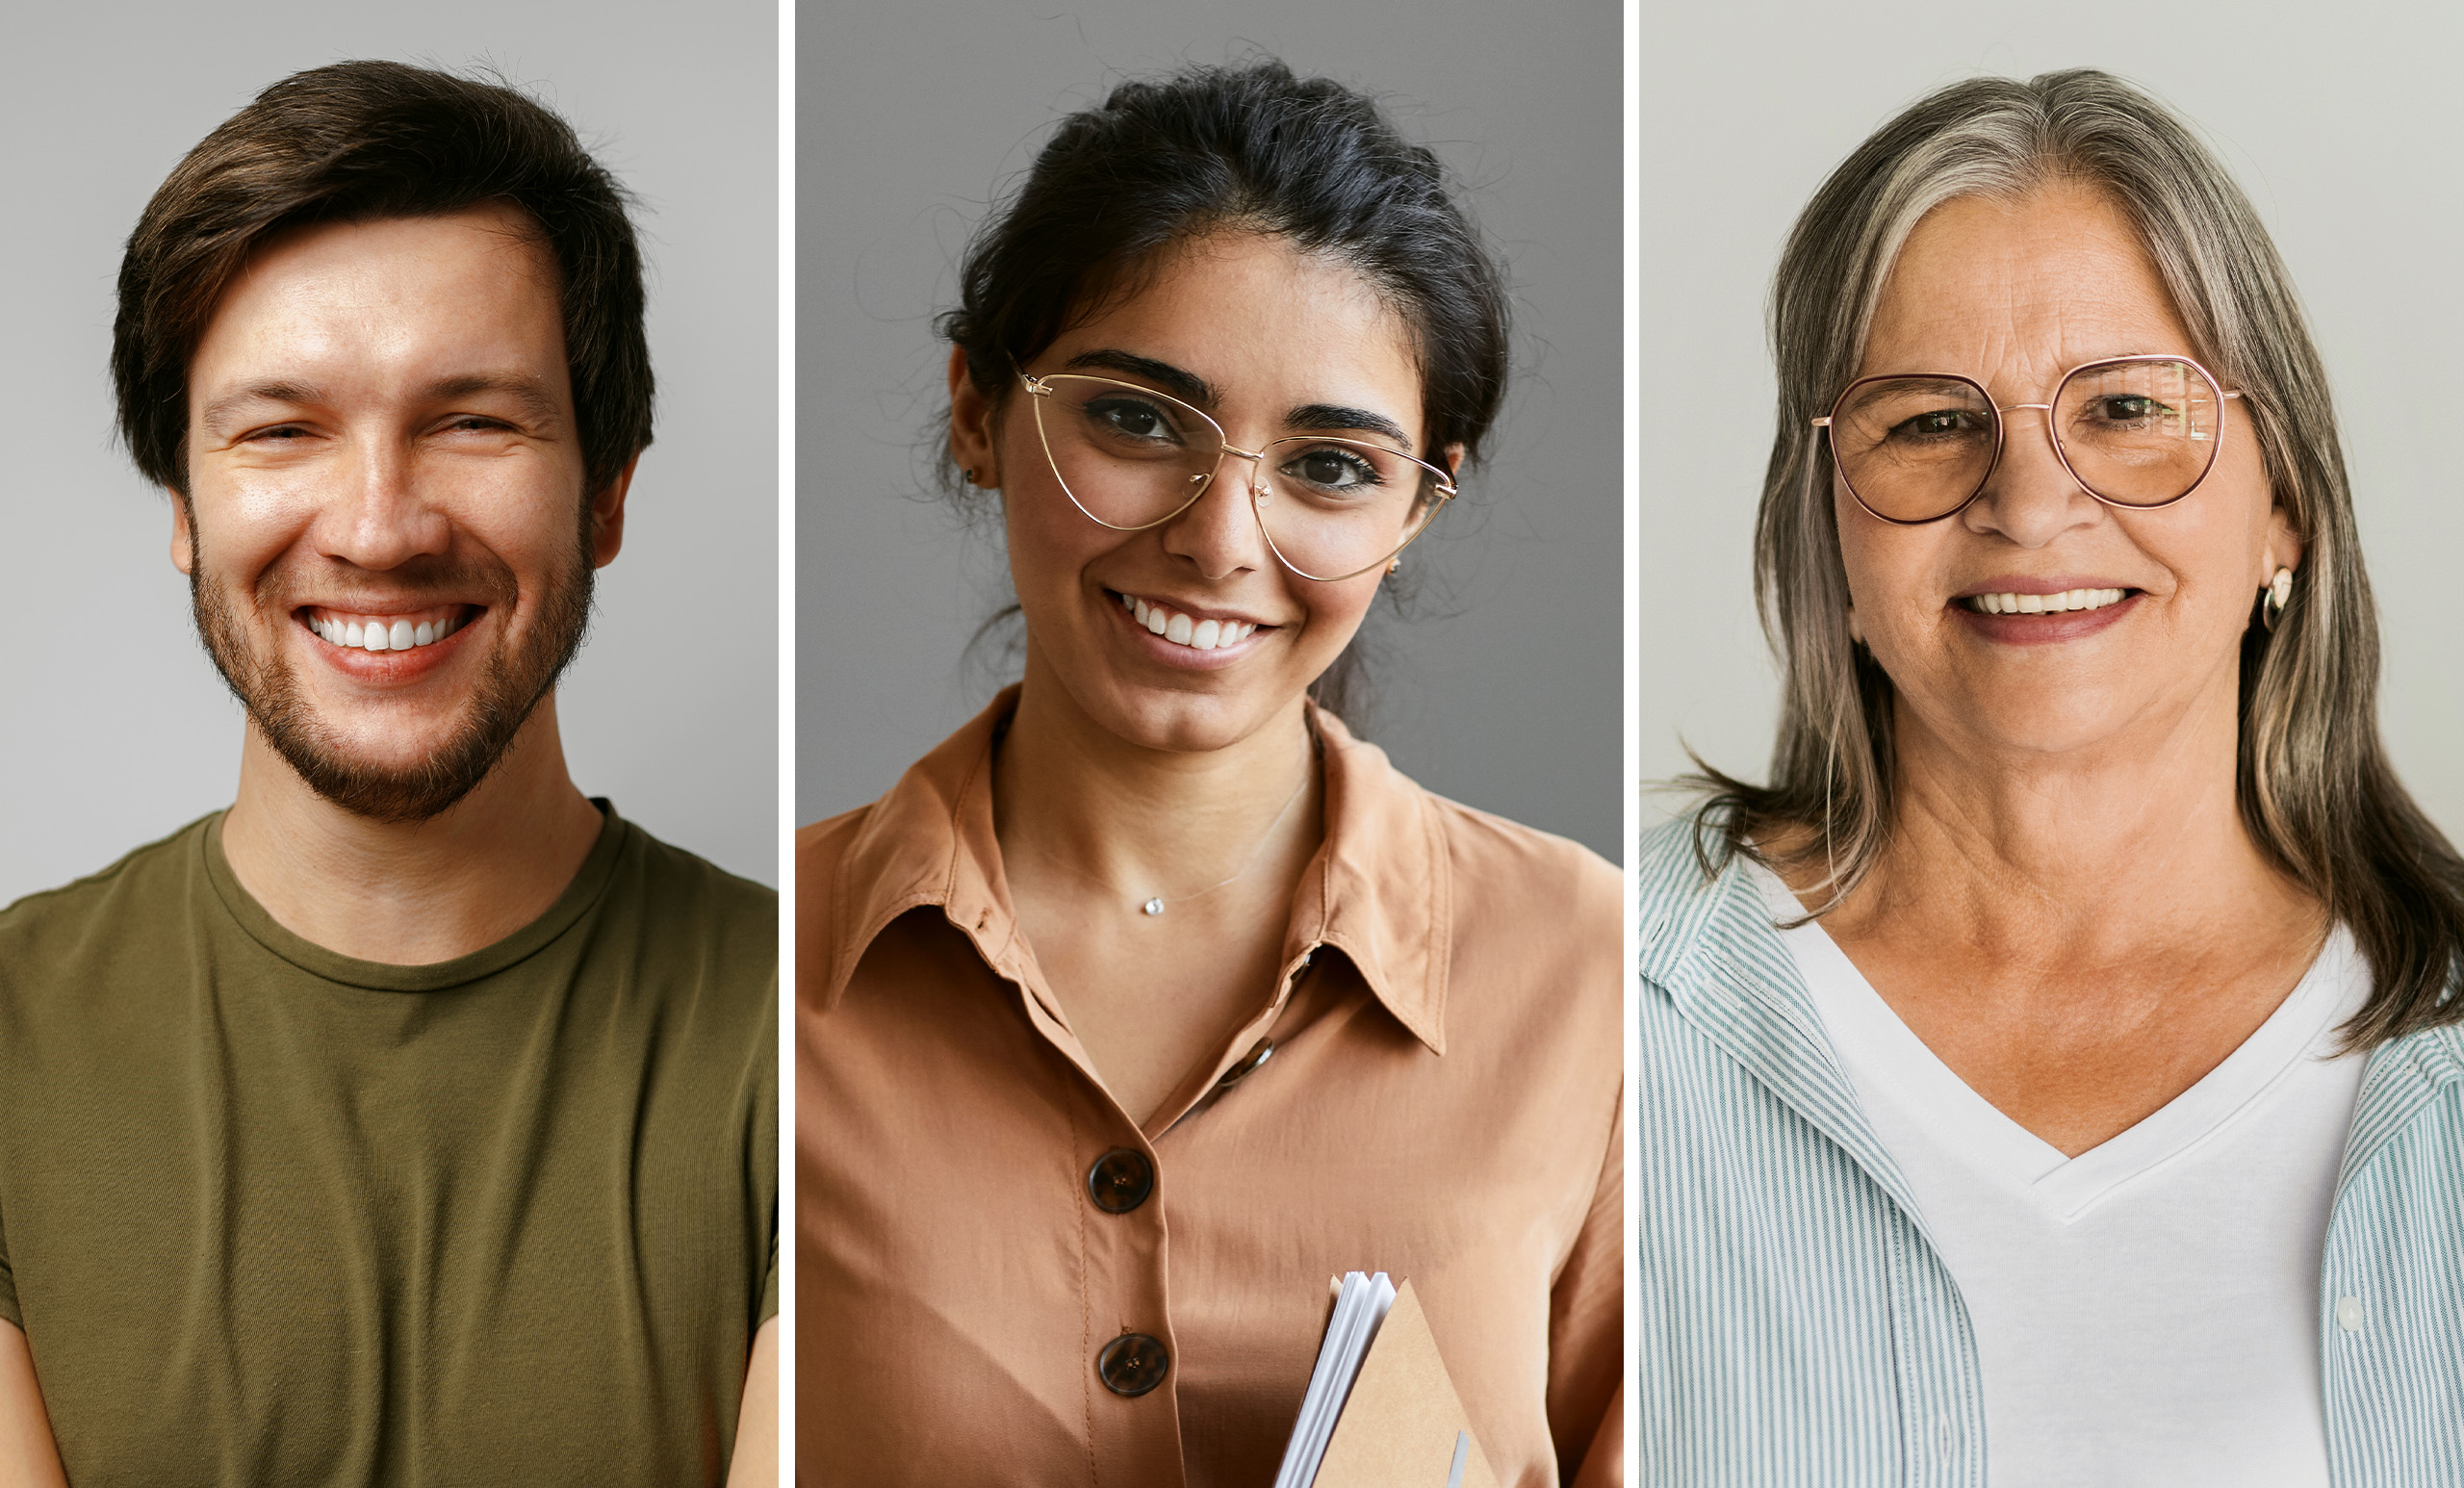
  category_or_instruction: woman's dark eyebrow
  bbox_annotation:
[1060,350,1416,450]
[1062,349,1219,408]
[1284,403,1413,451]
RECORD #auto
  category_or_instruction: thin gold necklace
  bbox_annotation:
[1017,744,1316,917]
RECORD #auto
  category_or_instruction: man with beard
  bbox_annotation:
[0,63,776,1487]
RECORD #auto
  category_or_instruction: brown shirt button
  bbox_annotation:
[1096,1332,1169,1397]
[1087,1148,1155,1214]
[1217,1038,1274,1091]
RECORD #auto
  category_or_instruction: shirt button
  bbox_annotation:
[1096,1332,1169,1396]
[2336,1296,2366,1333]
[1086,1148,1155,1214]
[1217,1039,1275,1091]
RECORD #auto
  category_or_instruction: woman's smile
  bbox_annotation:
[1108,588,1271,657]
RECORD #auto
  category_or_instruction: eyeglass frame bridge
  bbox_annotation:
[1017,369,1456,581]
[1808,352,2247,526]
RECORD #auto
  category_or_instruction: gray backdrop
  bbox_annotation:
[1637,0,2464,840]
[0,0,778,905]
[799,2,1623,860]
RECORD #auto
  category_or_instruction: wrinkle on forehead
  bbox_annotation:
[1858,181,2199,398]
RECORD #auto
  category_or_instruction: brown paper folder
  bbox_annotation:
[1312,1280,1498,1488]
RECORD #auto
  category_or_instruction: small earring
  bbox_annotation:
[2263,566,2294,631]
[962,468,976,484]
[1384,558,1400,577]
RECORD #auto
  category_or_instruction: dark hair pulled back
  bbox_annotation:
[938,60,1511,718]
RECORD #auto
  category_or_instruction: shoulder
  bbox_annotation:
[604,819,778,1017]
[1634,809,1771,991]
[0,816,216,984]
[1420,788,1619,926]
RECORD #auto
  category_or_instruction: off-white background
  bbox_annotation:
[799,2,1623,859]
[0,0,777,904]
[1638,1,2464,839]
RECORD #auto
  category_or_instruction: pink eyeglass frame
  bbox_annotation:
[1810,352,2248,525]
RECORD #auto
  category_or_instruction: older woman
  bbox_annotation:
[1639,70,2464,1485]
[799,63,1621,1486]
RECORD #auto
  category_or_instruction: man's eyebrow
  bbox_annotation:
[1060,349,1219,409]
[198,380,324,434]
[427,373,562,426]
[1284,402,1414,452]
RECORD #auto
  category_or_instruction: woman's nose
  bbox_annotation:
[1963,406,2101,547]
[1161,452,1272,579]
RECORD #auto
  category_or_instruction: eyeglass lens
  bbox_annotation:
[1828,358,2225,522]
[1031,374,1443,578]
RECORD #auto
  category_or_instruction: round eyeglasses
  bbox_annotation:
[1812,354,2246,525]
[1020,371,1455,581]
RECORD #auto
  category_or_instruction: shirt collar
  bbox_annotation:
[814,684,1453,1052]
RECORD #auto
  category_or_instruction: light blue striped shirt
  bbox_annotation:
[1636,817,2464,1485]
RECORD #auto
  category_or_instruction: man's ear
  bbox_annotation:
[948,346,998,488]
[589,453,642,569]
[168,490,195,576]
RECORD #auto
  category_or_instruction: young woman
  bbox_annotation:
[797,62,1621,1487]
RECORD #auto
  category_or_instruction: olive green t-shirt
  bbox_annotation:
[0,805,776,1487]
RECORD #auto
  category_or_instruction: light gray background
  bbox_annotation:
[800,3,1622,859]
[1638,0,2464,838]
[0,0,777,906]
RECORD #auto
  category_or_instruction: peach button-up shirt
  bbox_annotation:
[796,690,1623,1486]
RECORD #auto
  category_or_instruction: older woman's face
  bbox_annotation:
[952,230,1443,754]
[1836,182,2299,763]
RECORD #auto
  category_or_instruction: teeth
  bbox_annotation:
[1117,593,1260,652]
[1967,587,2128,616]
[309,610,466,653]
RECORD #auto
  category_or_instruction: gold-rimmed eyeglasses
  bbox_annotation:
[1019,370,1456,581]
[1812,353,2246,525]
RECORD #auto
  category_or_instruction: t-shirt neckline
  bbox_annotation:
[1749,859,2365,1221]
[200,800,630,992]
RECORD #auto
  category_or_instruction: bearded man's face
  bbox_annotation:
[175,205,611,823]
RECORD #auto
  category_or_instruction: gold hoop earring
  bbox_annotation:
[2263,566,2294,631]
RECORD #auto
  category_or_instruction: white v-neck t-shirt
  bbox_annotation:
[1752,866,2370,1487]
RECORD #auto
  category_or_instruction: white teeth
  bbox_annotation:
[311,611,465,651]
[1967,587,2127,616]
[1120,594,1261,653]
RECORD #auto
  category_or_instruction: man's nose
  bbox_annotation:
[318,438,451,568]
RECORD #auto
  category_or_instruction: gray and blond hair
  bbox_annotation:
[1693,68,2464,1047]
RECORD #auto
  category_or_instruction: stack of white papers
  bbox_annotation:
[1272,1270,1399,1488]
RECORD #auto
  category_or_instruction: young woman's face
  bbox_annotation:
[952,230,1450,755]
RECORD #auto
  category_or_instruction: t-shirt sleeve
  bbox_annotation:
[0,1214,19,1329]
[757,1225,779,1325]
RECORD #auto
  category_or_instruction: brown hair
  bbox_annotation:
[114,59,653,500]
[1690,68,2464,1049]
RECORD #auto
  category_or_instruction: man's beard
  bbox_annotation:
[189,520,595,826]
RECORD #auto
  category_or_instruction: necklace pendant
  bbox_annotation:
[1142,897,1166,916]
